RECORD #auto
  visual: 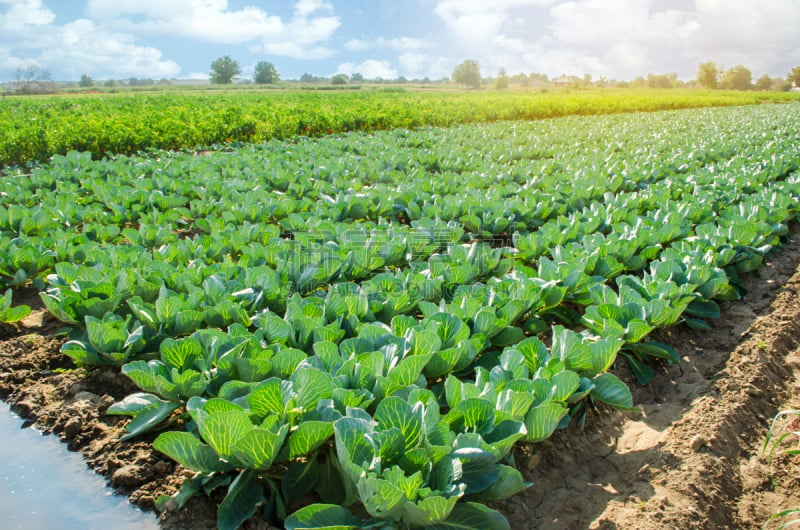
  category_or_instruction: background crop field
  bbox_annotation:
[2,87,799,168]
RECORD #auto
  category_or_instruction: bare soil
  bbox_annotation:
[3,228,800,529]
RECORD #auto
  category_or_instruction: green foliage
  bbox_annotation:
[210,55,242,84]
[453,60,481,89]
[253,62,280,85]
[756,74,774,91]
[788,66,800,88]
[1,103,799,528]
[697,61,719,89]
[1,89,799,168]
[0,288,30,323]
[721,65,753,91]
[494,68,509,90]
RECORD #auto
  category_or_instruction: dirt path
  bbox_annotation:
[2,229,800,529]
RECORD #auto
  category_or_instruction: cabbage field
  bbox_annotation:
[1,101,800,529]
[2,88,799,168]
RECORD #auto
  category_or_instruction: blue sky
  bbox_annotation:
[1,0,798,82]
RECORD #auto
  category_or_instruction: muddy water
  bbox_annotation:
[0,403,159,530]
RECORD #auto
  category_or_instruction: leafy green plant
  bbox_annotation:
[0,288,31,323]
[61,313,148,367]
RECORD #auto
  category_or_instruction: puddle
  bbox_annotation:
[0,402,160,530]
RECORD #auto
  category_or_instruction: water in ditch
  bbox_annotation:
[0,402,160,530]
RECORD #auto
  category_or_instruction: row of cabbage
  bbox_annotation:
[3,88,799,168]
[0,104,799,529]
[2,105,795,289]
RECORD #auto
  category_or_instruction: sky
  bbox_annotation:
[0,0,798,82]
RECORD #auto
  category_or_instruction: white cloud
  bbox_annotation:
[250,14,340,59]
[398,53,452,79]
[344,38,370,51]
[87,0,283,45]
[343,36,431,54]
[294,0,333,18]
[434,0,557,47]
[687,0,800,72]
[336,59,398,79]
[0,1,179,79]
[42,19,180,78]
[431,0,800,80]
[87,0,340,59]
[541,0,800,78]
[0,0,53,26]
[375,37,430,51]
[0,46,26,70]
[0,0,55,41]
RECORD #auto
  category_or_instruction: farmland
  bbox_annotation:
[2,87,799,168]
[1,98,800,529]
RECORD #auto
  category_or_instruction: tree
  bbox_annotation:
[79,74,94,88]
[210,55,241,84]
[350,72,364,83]
[788,66,800,88]
[253,61,279,84]
[720,65,752,90]
[331,73,349,85]
[452,60,481,89]
[494,68,509,90]
[697,61,719,89]
[755,74,773,91]
[529,72,549,84]
[13,64,54,94]
[510,73,530,87]
[647,72,678,89]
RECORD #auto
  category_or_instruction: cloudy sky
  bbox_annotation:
[1,0,798,82]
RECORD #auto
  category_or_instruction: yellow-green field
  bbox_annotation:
[1,87,798,168]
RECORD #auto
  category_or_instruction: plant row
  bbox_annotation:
[0,104,799,528]
[2,89,799,168]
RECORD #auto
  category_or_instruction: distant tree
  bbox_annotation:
[452,60,481,89]
[210,55,241,84]
[721,65,752,90]
[755,74,773,91]
[331,73,349,85]
[253,61,280,84]
[350,72,364,83]
[697,61,719,89]
[104,79,116,88]
[647,73,678,89]
[13,64,54,94]
[529,72,549,84]
[494,68,509,90]
[788,66,800,88]
[128,77,155,87]
[79,74,94,88]
[510,73,530,87]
